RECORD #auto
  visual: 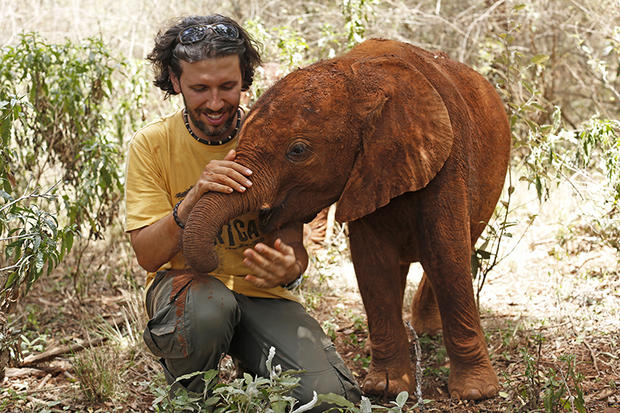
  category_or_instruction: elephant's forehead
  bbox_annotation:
[257,69,347,118]
[242,63,352,138]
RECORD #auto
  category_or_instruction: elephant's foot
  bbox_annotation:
[448,359,499,400]
[362,363,413,397]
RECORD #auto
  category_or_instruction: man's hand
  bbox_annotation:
[175,149,252,225]
[193,149,253,196]
[129,149,252,272]
[243,238,302,289]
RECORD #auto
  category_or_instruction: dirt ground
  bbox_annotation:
[1,183,619,412]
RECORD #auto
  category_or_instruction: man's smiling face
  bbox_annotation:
[171,54,243,140]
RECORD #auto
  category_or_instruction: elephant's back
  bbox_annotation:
[426,52,511,241]
[397,40,510,241]
[348,39,510,242]
[419,51,511,242]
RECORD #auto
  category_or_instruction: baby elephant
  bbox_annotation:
[183,38,511,400]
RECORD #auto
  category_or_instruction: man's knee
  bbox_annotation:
[293,345,361,412]
[144,275,240,376]
[185,277,240,344]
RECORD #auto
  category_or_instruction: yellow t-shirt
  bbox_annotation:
[124,109,297,301]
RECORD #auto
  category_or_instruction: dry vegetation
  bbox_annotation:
[1,0,619,412]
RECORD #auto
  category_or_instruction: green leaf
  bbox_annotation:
[5,271,18,289]
[359,397,372,413]
[32,234,42,251]
[316,393,354,408]
[530,54,549,65]
[43,216,57,233]
[2,179,11,193]
[243,372,253,384]
[471,254,480,278]
[62,230,74,256]
[477,249,493,260]
[0,189,12,201]
[203,395,220,407]
[271,400,288,413]
[173,370,205,383]
[395,390,409,406]
[35,250,44,272]
[202,369,219,389]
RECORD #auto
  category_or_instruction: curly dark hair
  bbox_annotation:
[147,14,262,97]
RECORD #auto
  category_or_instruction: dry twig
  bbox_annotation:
[406,321,425,411]
[19,336,107,367]
[568,314,600,375]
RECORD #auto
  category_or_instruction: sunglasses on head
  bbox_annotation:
[178,23,240,45]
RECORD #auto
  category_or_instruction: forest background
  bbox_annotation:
[0,0,619,412]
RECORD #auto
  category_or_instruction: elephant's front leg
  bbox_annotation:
[348,220,413,397]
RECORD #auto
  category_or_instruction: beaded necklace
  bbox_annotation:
[183,108,241,145]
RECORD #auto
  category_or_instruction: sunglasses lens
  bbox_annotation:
[179,26,206,44]
[179,23,239,44]
[211,24,239,38]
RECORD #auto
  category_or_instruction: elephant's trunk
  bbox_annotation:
[181,153,274,274]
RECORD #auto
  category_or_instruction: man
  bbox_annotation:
[124,14,361,410]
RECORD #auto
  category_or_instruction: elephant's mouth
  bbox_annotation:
[258,205,282,233]
[259,200,322,234]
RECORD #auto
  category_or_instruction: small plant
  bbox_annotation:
[341,0,378,48]
[517,334,587,412]
[414,334,447,382]
[519,334,545,410]
[151,346,421,412]
[0,388,28,411]
[352,353,371,371]
[19,332,47,356]
[72,343,124,403]
[322,319,340,341]
[542,355,586,413]
[0,31,147,304]
[152,347,317,412]
[471,181,520,308]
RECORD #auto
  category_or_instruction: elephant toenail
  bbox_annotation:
[467,389,482,400]
[485,385,498,396]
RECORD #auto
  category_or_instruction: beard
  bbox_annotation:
[182,95,236,138]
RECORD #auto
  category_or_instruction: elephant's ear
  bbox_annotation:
[335,56,454,222]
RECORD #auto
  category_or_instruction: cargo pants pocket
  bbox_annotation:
[324,343,362,403]
[143,279,193,359]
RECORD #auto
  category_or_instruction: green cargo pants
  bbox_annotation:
[143,270,361,412]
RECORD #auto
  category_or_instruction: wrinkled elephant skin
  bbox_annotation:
[183,39,511,400]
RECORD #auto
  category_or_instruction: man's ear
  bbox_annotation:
[169,68,181,94]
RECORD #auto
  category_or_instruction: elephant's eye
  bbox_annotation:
[286,140,311,162]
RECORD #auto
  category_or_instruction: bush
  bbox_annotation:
[0,33,147,373]
[151,347,415,413]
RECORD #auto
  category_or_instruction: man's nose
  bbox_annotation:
[205,91,224,111]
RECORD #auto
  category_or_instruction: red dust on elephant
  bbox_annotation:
[182,38,511,400]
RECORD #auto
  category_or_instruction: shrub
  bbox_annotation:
[0,32,147,374]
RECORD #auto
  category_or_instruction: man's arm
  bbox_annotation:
[129,149,253,272]
[242,222,308,289]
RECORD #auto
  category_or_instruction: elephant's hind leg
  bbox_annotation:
[422,253,499,400]
[410,272,443,335]
[418,186,499,400]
